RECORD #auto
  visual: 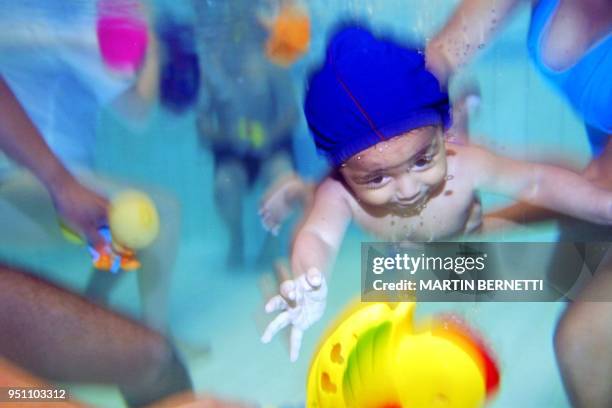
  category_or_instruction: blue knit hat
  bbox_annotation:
[304,24,451,167]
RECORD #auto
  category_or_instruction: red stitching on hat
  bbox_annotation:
[331,54,385,141]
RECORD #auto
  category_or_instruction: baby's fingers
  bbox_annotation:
[261,311,291,344]
[265,294,288,313]
[289,327,304,362]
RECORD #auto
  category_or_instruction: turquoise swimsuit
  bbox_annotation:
[527,0,612,156]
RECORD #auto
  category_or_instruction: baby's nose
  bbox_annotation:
[396,174,421,200]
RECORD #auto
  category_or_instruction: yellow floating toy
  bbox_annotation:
[109,190,159,250]
[307,302,500,408]
[59,190,159,273]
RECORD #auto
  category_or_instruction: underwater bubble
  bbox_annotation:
[445,175,454,181]
[356,156,361,160]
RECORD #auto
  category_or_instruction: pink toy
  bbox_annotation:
[96,0,148,73]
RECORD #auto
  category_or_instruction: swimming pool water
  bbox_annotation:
[3,0,595,406]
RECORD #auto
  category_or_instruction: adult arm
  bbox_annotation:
[426,0,525,85]
[0,76,107,244]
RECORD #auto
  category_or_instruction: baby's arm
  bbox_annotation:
[291,178,353,278]
[261,177,352,361]
[466,145,612,225]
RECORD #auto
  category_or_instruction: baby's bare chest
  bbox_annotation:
[353,181,481,242]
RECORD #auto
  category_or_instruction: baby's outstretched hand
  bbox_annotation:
[261,266,327,362]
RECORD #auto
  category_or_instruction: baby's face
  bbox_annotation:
[340,126,447,211]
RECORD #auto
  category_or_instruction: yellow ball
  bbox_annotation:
[109,190,159,249]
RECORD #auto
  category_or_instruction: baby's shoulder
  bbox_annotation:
[446,141,496,171]
[316,176,351,201]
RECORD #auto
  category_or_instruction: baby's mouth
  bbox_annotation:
[394,193,428,209]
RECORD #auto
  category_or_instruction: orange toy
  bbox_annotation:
[264,1,311,66]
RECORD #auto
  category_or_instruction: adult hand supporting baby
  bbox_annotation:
[261,265,327,362]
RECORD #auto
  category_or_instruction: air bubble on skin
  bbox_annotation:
[357,156,361,160]
[341,163,347,168]
[445,175,454,181]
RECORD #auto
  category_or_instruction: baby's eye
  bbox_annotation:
[365,175,390,188]
[413,155,433,169]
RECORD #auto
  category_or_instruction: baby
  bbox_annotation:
[260,25,612,362]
